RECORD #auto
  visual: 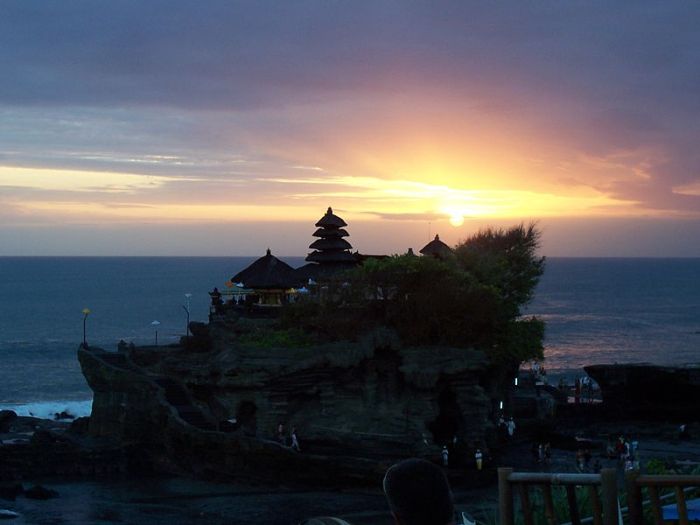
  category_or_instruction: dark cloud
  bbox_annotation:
[0,1,698,218]
[1,2,697,112]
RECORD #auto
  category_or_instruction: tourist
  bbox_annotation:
[531,442,540,463]
[383,458,456,525]
[574,378,581,404]
[506,417,516,438]
[498,415,508,441]
[474,449,483,471]
[583,449,592,470]
[277,422,286,445]
[606,439,616,459]
[291,427,301,452]
[631,439,639,455]
[575,449,585,472]
[441,446,449,467]
[615,436,626,460]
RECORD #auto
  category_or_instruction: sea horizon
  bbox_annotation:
[2,255,700,259]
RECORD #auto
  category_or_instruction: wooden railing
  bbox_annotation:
[498,468,618,525]
[624,471,700,525]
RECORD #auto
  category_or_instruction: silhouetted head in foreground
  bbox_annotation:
[383,458,455,525]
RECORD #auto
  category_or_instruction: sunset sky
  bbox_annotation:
[1,2,699,256]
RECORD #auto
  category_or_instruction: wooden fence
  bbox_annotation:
[498,468,618,525]
[624,471,700,525]
[499,468,700,525]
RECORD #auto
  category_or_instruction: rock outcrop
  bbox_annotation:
[585,363,700,420]
[78,321,507,485]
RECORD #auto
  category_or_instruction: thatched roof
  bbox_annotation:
[231,249,299,289]
[419,235,453,259]
[309,237,353,251]
[312,227,349,238]
[315,207,347,228]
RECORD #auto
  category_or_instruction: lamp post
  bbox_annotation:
[183,293,192,336]
[151,320,160,346]
[82,308,91,347]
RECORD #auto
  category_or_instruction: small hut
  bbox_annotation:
[231,249,299,306]
[419,234,453,260]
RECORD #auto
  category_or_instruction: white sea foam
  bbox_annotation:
[0,399,93,420]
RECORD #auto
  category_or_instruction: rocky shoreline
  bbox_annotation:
[2,405,699,524]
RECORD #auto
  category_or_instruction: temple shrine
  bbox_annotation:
[211,207,452,315]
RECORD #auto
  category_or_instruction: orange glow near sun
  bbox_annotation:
[449,213,465,227]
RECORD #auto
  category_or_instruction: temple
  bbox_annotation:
[212,207,449,316]
[74,210,549,488]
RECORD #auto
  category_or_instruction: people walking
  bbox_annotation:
[291,427,301,452]
[506,417,516,438]
[474,449,483,471]
[441,446,449,467]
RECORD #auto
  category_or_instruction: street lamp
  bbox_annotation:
[82,308,91,347]
[183,293,192,336]
[151,320,160,345]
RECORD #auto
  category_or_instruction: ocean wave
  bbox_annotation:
[0,399,93,419]
[532,313,604,322]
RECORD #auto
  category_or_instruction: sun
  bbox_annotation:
[449,213,464,227]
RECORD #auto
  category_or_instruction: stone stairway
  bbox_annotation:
[97,351,140,372]
[154,378,216,431]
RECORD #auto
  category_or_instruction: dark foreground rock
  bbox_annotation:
[0,415,130,483]
[0,412,17,434]
[0,484,23,501]
[24,485,58,500]
[585,363,700,420]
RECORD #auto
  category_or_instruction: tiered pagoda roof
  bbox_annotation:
[419,234,453,260]
[305,207,356,265]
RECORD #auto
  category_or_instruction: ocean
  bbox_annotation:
[0,256,699,417]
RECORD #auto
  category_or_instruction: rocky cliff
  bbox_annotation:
[79,320,503,485]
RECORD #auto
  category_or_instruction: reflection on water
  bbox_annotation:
[526,258,700,369]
